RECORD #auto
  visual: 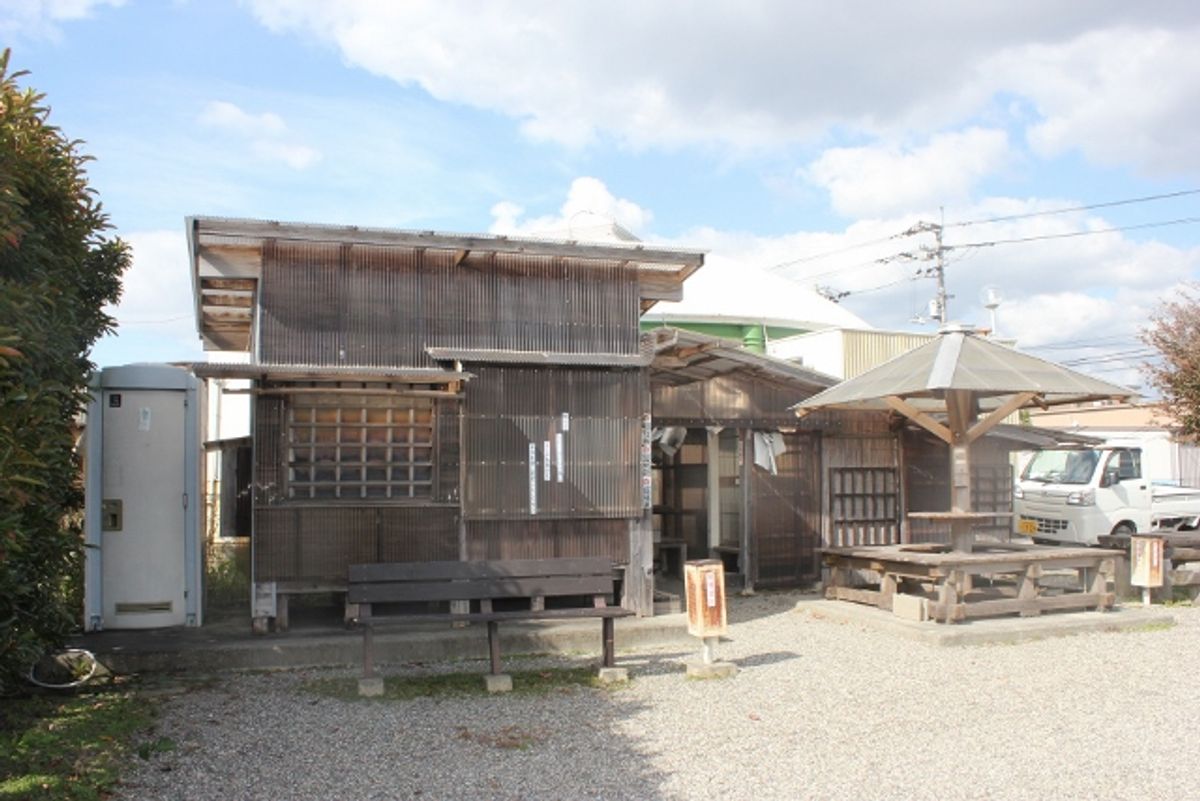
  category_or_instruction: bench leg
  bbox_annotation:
[362,624,375,679]
[487,620,502,675]
[602,617,615,668]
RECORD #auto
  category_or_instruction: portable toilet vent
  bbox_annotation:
[84,365,203,630]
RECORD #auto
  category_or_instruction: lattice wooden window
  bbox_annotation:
[286,395,435,500]
[829,467,899,525]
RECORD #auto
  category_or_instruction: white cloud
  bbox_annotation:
[244,1,1200,176]
[198,100,288,138]
[986,27,1200,173]
[804,129,1011,218]
[488,176,653,238]
[198,100,320,170]
[0,0,123,39]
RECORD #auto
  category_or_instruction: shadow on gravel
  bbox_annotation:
[733,650,802,669]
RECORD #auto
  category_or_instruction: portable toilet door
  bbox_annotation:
[84,364,203,630]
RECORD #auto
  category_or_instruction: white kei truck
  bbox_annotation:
[1014,445,1200,546]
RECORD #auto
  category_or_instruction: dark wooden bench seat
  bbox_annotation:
[347,557,634,685]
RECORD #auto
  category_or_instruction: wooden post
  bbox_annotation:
[361,603,375,679]
[949,444,973,553]
[602,617,615,668]
[624,512,654,616]
[487,620,501,675]
[706,427,722,553]
[740,430,753,592]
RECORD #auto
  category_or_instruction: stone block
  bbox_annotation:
[597,667,629,685]
[892,593,928,622]
[357,676,384,697]
[686,661,738,680]
[484,673,513,693]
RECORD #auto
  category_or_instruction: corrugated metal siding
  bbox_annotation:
[652,374,819,426]
[254,506,458,583]
[841,330,934,379]
[258,242,641,367]
[464,519,629,562]
[462,367,646,519]
[751,432,821,586]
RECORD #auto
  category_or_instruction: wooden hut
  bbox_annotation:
[187,217,704,628]
[645,327,906,591]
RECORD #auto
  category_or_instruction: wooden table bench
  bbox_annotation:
[347,557,633,691]
[821,543,1119,623]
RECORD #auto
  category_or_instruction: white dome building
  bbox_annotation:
[641,259,870,352]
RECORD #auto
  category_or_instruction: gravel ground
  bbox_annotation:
[117,595,1200,800]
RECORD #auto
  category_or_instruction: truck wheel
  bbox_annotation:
[1111,522,1135,537]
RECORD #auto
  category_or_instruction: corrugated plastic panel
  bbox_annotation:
[258,242,642,367]
[465,519,629,562]
[253,506,458,583]
[751,432,822,586]
[462,367,646,519]
[652,373,816,426]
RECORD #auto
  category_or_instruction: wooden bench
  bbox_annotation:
[347,557,634,691]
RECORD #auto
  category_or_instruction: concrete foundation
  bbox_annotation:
[799,599,1175,646]
[357,676,384,697]
[686,661,738,679]
[597,667,629,685]
[484,674,513,693]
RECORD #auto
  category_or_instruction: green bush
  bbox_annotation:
[0,49,130,695]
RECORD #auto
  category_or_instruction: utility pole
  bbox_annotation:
[906,208,951,324]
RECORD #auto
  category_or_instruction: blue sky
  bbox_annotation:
[4,1,1199,390]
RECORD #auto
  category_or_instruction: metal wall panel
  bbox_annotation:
[841,330,934,380]
[464,519,629,562]
[258,243,641,366]
[462,367,647,519]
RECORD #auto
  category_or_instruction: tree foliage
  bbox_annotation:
[0,49,130,694]
[1142,282,1200,440]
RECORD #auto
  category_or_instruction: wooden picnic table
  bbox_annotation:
[821,541,1118,623]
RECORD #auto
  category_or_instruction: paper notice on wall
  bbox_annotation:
[560,412,570,432]
[543,440,551,481]
[528,443,538,514]
[555,433,565,482]
[138,407,152,432]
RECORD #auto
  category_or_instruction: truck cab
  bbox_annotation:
[1014,446,1150,545]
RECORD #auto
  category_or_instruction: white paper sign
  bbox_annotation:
[560,412,570,432]
[555,433,565,482]
[543,440,551,481]
[528,443,538,514]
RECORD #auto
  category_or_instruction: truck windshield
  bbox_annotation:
[1022,449,1102,485]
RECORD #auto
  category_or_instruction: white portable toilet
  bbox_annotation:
[84,364,203,630]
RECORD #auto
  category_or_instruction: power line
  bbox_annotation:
[946,188,1200,229]
[948,216,1200,251]
[766,230,911,271]
[1024,335,1142,351]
